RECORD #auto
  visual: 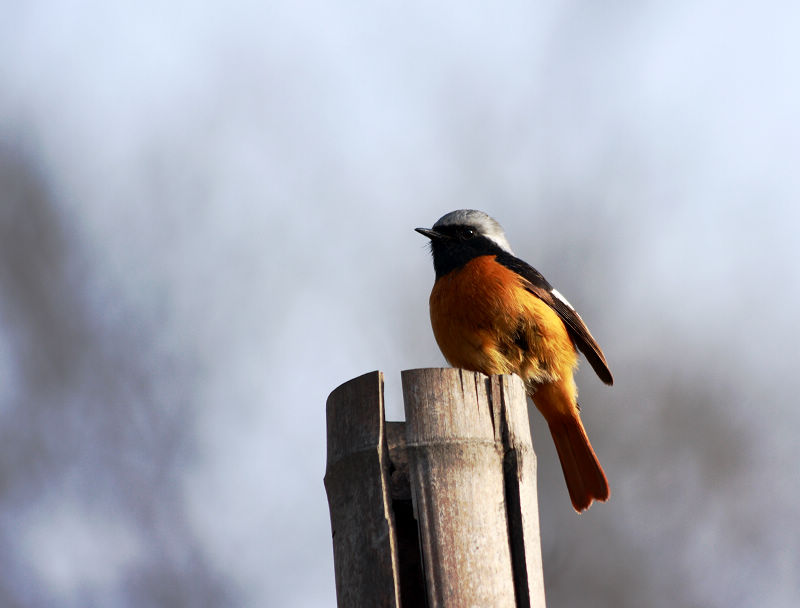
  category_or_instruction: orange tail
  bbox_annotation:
[547,414,609,512]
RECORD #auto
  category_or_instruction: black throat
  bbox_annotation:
[430,234,508,278]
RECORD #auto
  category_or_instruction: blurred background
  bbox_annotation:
[1,1,799,606]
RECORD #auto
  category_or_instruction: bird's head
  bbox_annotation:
[416,209,514,277]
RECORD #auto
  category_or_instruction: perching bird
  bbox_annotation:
[416,209,613,512]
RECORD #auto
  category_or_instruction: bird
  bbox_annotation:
[416,209,613,512]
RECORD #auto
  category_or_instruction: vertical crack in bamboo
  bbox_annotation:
[497,375,532,608]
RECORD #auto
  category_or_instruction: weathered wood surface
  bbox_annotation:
[324,371,400,608]
[491,373,546,608]
[325,368,545,608]
[402,368,545,608]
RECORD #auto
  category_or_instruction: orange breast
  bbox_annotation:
[429,255,578,387]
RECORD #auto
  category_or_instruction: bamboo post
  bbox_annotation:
[323,371,401,607]
[402,368,545,608]
[324,368,546,608]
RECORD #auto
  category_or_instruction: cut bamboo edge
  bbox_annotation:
[324,368,546,608]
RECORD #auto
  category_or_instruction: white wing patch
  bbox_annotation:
[551,288,574,310]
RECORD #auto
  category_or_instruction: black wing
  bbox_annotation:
[496,252,614,385]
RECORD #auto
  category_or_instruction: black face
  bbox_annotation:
[433,224,479,241]
[421,224,506,278]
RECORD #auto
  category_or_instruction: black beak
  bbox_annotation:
[415,227,445,240]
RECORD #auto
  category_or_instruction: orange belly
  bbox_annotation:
[429,254,608,511]
[429,255,578,393]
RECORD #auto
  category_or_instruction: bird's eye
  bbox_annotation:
[464,227,476,238]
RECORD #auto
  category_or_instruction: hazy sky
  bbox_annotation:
[1,1,799,607]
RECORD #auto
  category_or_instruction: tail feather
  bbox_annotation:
[548,415,609,512]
